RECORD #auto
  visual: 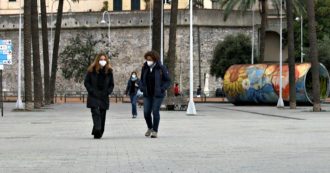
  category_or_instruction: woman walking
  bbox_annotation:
[84,53,114,139]
[139,51,171,138]
[125,71,140,118]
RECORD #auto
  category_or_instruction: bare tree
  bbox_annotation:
[49,0,79,103]
[31,0,44,108]
[306,0,321,111]
[152,0,161,53]
[40,0,51,105]
[167,0,178,96]
[23,0,33,110]
[259,0,267,62]
[286,0,296,109]
[50,0,64,103]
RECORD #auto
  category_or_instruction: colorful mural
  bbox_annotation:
[223,63,330,105]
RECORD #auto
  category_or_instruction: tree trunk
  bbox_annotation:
[152,0,161,53]
[286,0,296,109]
[167,0,178,96]
[259,0,267,62]
[31,0,44,108]
[306,0,321,112]
[40,0,51,105]
[23,0,33,110]
[50,0,64,104]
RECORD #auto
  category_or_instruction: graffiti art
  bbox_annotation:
[223,63,330,105]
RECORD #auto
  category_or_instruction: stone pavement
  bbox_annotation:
[0,102,330,173]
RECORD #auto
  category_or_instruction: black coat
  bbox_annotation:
[139,61,171,98]
[125,78,139,96]
[84,69,114,110]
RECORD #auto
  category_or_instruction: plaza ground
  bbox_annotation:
[0,102,330,173]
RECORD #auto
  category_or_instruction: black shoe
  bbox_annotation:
[94,134,101,139]
[93,130,102,139]
[94,133,102,139]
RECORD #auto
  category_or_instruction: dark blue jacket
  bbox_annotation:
[125,78,140,96]
[139,61,171,98]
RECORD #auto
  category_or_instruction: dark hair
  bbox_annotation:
[144,50,160,61]
[131,71,137,76]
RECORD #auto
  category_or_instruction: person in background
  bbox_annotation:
[125,71,140,118]
[84,53,114,139]
[174,83,180,96]
[197,85,202,97]
[139,51,171,138]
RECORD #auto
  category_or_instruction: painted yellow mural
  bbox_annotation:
[0,0,213,14]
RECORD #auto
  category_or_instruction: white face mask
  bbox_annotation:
[147,61,154,66]
[132,74,137,78]
[99,60,107,67]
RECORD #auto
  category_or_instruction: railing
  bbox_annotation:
[1,90,127,104]
[3,90,329,104]
[1,90,228,103]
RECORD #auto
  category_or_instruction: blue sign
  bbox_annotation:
[0,40,13,65]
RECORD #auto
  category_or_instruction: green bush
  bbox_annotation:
[210,33,255,78]
[301,36,330,72]
[318,36,330,72]
[59,33,119,83]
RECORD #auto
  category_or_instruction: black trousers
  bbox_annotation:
[91,108,107,136]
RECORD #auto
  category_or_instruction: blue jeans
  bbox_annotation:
[143,97,164,132]
[130,94,138,116]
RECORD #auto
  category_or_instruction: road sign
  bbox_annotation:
[0,40,13,65]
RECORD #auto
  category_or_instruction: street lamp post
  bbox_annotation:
[101,11,111,47]
[296,16,303,63]
[277,1,284,108]
[187,0,197,115]
[16,1,23,109]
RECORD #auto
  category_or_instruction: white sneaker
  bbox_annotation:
[150,131,158,138]
[145,129,153,137]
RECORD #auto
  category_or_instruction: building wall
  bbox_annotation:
[0,0,279,14]
[0,10,283,95]
[0,0,215,14]
[0,0,22,14]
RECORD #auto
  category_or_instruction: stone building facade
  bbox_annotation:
[0,9,284,96]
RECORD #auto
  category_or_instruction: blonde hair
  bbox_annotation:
[87,53,112,74]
